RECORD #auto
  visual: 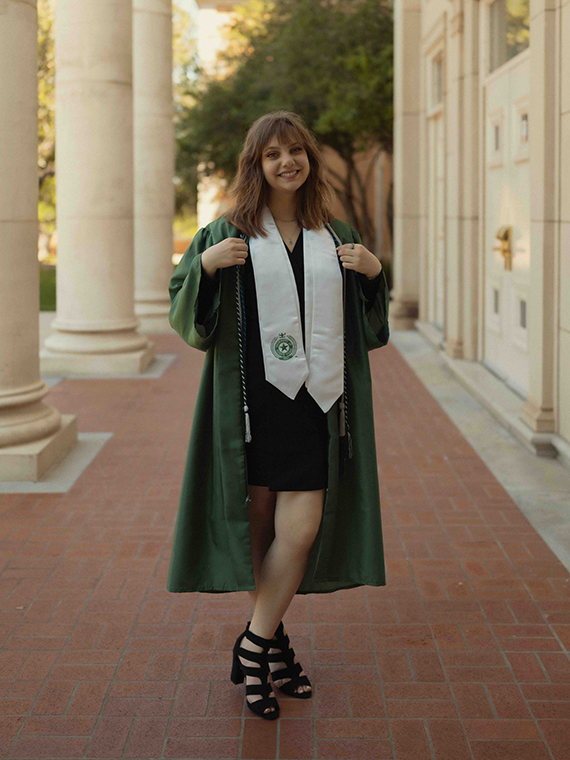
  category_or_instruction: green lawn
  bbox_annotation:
[40,265,56,311]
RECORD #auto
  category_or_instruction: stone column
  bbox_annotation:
[459,0,480,362]
[441,1,480,361]
[520,0,557,433]
[0,0,76,481]
[391,0,421,329]
[41,0,155,374]
[444,7,464,359]
[560,0,570,444]
[133,0,175,330]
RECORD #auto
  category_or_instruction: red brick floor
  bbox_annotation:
[1,335,569,759]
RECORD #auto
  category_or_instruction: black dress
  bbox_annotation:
[196,230,381,492]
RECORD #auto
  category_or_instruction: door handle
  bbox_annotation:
[492,225,513,271]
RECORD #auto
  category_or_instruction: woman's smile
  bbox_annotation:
[279,169,300,179]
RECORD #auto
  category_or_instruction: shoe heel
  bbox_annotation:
[230,625,280,720]
[230,649,244,684]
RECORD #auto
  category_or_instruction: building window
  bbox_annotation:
[493,288,500,314]
[489,0,529,73]
[431,53,443,107]
[494,124,500,151]
[520,299,527,328]
[520,112,529,143]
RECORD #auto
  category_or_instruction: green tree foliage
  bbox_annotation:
[177,0,393,247]
[36,2,198,226]
[38,0,55,234]
[173,2,199,217]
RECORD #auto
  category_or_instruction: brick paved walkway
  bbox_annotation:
[1,335,569,759]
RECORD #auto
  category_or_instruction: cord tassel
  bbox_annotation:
[325,221,355,468]
[235,239,252,445]
[244,405,252,443]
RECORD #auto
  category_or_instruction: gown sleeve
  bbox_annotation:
[357,271,381,307]
[350,226,390,351]
[196,261,221,326]
[168,226,223,352]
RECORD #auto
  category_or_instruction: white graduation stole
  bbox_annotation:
[248,205,343,413]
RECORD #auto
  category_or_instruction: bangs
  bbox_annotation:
[259,120,306,155]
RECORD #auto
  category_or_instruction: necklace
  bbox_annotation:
[273,217,299,247]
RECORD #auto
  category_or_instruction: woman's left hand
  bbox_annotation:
[336,243,382,279]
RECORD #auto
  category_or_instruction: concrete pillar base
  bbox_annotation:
[445,338,464,360]
[44,327,149,355]
[415,320,444,350]
[432,343,558,459]
[134,297,170,318]
[134,297,171,331]
[389,296,419,330]
[0,399,62,448]
[40,342,156,376]
[520,396,556,434]
[136,315,172,334]
[0,414,78,482]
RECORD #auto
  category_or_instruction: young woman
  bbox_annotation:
[166,111,389,719]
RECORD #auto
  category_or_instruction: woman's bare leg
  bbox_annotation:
[245,488,325,697]
[246,485,276,607]
[240,485,278,714]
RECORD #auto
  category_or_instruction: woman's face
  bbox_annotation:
[260,135,310,195]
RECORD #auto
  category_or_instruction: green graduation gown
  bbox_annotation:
[166,214,390,594]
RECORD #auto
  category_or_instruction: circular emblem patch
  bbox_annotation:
[270,332,297,361]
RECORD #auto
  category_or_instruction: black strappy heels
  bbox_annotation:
[264,620,313,699]
[230,625,280,719]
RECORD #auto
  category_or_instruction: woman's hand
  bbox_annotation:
[201,238,249,278]
[336,243,382,280]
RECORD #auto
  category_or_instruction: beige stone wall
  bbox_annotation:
[414,0,480,358]
[394,0,570,456]
[559,0,570,443]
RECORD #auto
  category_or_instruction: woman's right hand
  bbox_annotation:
[201,238,249,278]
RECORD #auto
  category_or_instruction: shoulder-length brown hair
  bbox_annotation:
[224,111,335,238]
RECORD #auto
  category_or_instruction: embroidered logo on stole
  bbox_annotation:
[270,332,297,361]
